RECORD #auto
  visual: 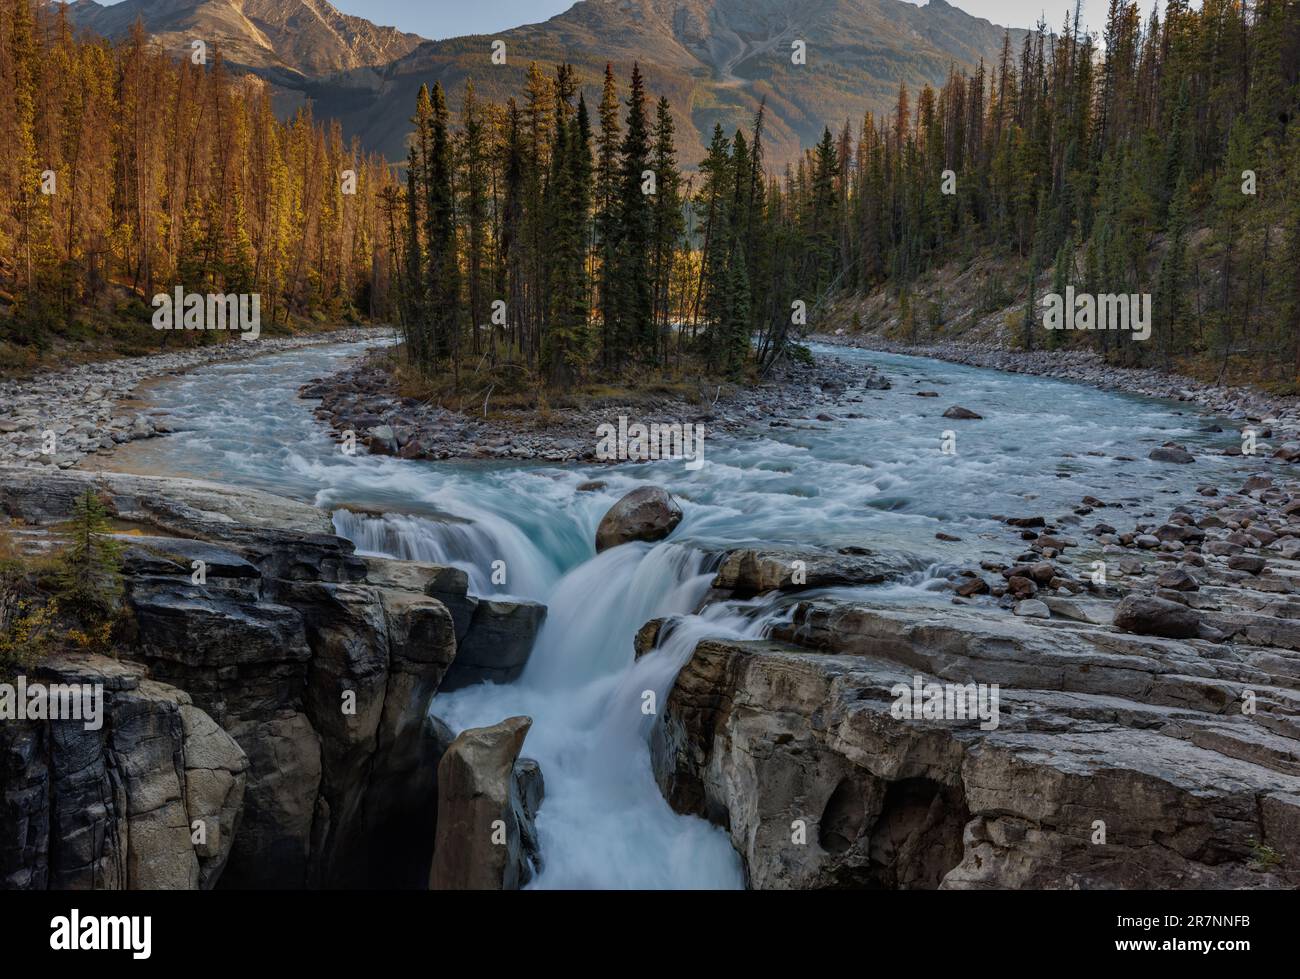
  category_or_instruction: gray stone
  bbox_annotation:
[595,486,683,552]
[1150,445,1195,464]
[441,598,547,690]
[1113,594,1201,639]
[428,717,542,890]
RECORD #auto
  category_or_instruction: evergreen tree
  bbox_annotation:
[650,96,685,364]
[1154,172,1191,365]
[595,64,621,370]
[56,489,122,630]
[611,63,655,364]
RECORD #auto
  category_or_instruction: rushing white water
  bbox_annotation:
[101,338,1241,889]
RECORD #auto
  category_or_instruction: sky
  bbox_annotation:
[98,1,1149,41]
[326,2,1125,38]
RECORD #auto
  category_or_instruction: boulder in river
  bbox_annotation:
[712,547,898,595]
[595,486,683,552]
[1228,555,1266,575]
[634,617,669,659]
[955,577,990,597]
[1155,567,1199,591]
[942,405,983,420]
[366,424,399,455]
[1014,599,1051,618]
[1149,445,1195,464]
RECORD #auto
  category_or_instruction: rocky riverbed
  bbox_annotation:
[300,349,891,462]
[815,333,1300,451]
[6,333,1300,890]
[641,457,1300,888]
[0,327,392,470]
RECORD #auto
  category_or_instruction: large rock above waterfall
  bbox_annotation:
[712,548,898,596]
[652,597,1300,889]
[595,486,683,552]
[428,717,544,890]
[362,555,478,642]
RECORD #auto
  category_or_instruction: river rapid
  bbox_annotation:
[99,340,1240,888]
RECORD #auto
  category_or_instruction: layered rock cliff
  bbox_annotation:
[650,480,1300,889]
[0,467,544,890]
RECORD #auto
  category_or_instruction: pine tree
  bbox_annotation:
[543,85,593,385]
[594,64,621,371]
[696,125,733,370]
[424,82,460,371]
[1154,172,1191,365]
[56,490,122,630]
[461,80,491,356]
[611,63,655,366]
[809,127,840,296]
[650,96,685,364]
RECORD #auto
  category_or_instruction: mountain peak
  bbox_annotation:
[57,0,1026,169]
[55,0,424,76]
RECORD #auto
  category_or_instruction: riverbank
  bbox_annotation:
[301,346,890,463]
[0,327,393,469]
[814,333,1300,449]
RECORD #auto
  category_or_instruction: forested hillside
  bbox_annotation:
[0,1,396,366]
[390,0,1300,393]
[822,0,1300,385]
[4,0,1298,393]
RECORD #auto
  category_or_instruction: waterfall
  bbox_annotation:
[335,508,750,889]
[333,507,559,598]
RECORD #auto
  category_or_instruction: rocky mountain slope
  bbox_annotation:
[58,0,421,79]
[57,0,1024,167]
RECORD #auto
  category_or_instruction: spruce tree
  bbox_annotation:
[595,64,621,371]
[650,96,685,364]
[56,490,122,630]
[611,64,655,367]
[424,82,459,370]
